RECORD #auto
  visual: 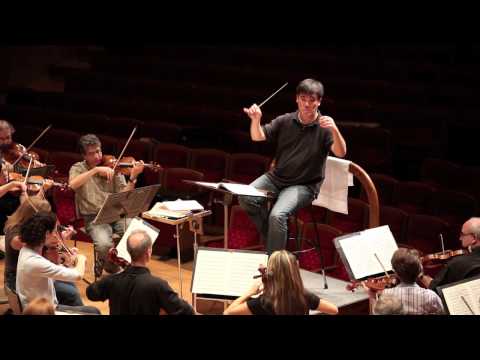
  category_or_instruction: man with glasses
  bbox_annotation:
[419,217,480,293]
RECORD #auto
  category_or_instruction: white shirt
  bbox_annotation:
[16,247,80,308]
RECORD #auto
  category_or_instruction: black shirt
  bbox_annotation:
[86,266,194,315]
[429,247,480,292]
[262,111,334,194]
[246,290,321,315]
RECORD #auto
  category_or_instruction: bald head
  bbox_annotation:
[127,230,152,262]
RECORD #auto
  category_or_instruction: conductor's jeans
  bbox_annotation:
[83,215,131,276]
[238,174,315,255]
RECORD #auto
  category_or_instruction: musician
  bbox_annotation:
[16,212,100,314]
[240,79,347,254]
[86,230,194,315]
[0,120,21,233]
[69,134,144,277]
[4,196,86,307]
[371,248,444,315]
[420,217,480,292]
[224,250,338,315]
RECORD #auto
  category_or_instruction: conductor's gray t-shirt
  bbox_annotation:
[262,111,333,194]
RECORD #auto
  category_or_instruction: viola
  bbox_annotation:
[107,247,130,269]
[101,155,162,176]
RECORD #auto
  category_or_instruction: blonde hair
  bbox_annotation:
[23,297,55,315]
[4,196,51,233]
[262,250,307,315]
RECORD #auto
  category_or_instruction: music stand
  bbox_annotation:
[92,184,161,227]
[15,165,55,177]
[90,185,160,280]
[183,180,273,249]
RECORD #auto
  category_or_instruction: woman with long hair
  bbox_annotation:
[224,250,338,315]
[4,196,52,290]
[3,196,85,308]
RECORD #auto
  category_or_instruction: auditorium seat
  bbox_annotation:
[405,214,450,254]
[326,198,369,234]
[189,148,229,183]
[391,181,435,215]
[226,153,271,185]
[379,205,409,244]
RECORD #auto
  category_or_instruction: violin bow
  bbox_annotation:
[112,126,138,174]
[11,124,52,168]
[373,253,391,279]
[258,82,288,108]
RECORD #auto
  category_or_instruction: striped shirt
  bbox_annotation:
[382,283,444,315]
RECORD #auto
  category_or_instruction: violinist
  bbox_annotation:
[0,120,22,233]
[69,134,144,278]
[224,250,338,315]
[86,230,194,315]
[370,248,444,315]
[420,217,480,292]
[3,196,86,307]
[16,212,100,314]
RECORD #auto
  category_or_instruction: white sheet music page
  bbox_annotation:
[192,249,268,297]
[339,225,397,280]
[219,183,267,197]
[442,278,480,315]
[116,217,160,263]
[163,199,204,211]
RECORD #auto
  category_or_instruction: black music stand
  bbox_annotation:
[92,185,161,227]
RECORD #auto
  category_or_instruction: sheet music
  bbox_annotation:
[337,225,397,280]
[163,199,204,211]
[116,217,160,263]
[194,181,267,197]
[192,249,268,297]
[441,278,480,315]
[219,183,267,197]
[144,202,191,219]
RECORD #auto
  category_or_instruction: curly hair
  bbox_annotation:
[20,212,57,247]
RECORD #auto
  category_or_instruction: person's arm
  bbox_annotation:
[86,275,112,302]
[0,181,27,198]
[317,299,339,315]
[319,116,347,158]
[33,254,86,282]
[157,280,194,315]
[419,273,433,289]
[224,280,261,315]
[243,104,266,142]
[120,161,145,193]
[69,166,114,190]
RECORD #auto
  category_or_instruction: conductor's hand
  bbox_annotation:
[318,115,338,131]
[96,166,115,182]
[130,160,144,178]
[243,104,262,123]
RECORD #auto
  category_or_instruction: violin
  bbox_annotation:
[107,247,130,269]
[7,172,68,194]
[42,225,77,267]
[347,273,400,292]
[1,142,44,169]
[421,248,470,268]
[101,155,162,176]
[253,265,270,285]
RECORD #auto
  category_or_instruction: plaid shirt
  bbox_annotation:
[382,283,444,315]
